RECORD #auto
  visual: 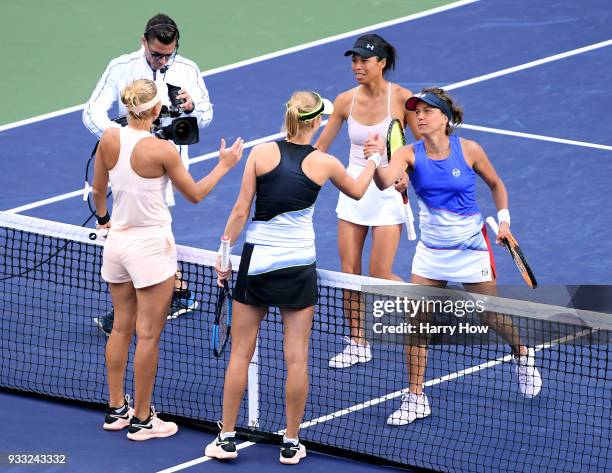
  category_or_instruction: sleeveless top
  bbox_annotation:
[246,140,321,247]
[109,127,171,228]
[410,135,483,249]
[347,83,392,166]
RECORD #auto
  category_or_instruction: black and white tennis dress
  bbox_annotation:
[234,140,321,309]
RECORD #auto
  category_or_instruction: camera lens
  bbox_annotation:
[174,121,189,141]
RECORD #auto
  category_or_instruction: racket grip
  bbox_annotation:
[220,236,230,270]
[485,216,499,236]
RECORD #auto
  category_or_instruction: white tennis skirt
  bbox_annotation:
[412,231,496,284]
[336,162,405,226]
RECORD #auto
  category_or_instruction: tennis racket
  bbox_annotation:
[386,119,416,240]
[485,217,537,289]
[212,236,233,357]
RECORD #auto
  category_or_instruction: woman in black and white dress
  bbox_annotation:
[205,91,382,465]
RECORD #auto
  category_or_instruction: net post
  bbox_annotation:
[247,339,260,428]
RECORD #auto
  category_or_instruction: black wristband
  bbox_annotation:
[97,211,110,225]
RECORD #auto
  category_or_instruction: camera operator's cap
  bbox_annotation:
[295,93,334,121]
[344,37,387,59]
[405,92,453,122]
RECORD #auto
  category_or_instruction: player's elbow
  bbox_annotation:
[489,177,505,192]
[188,190,205,204]
[373,173,392,191]
[346,184,367,200]
[374,176,386,191]
[231,203,250,220]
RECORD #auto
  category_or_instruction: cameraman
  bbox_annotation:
[84,13,213,332]
[83,13,212,186]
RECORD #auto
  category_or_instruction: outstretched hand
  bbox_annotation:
[219,137,244,170]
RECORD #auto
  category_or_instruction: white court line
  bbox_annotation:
[445,39,612,91]
[0,0,479,133]
[5,189,90,214]
[461,124,612,151]
[4,129,288,214]
[7,117,611,214]
[5,30,611,213]
[156,327,594,473]
[156,441,256,473]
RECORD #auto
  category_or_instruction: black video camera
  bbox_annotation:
[152,83,199,145]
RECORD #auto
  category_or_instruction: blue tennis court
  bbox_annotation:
[1,1,611,472]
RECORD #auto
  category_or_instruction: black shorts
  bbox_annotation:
[233,243,317,309]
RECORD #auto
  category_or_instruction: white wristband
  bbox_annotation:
[217,242,234,255]
[367,152,382,168]
[497,209,510,226]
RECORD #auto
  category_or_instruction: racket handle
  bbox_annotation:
[485,216,499,236]
[220,236,231,270]
[403,201,417,241]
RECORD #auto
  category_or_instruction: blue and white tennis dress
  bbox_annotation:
[234,140,321,308]
[410,135,496,283]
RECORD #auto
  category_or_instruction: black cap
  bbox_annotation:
[344,37,387,59]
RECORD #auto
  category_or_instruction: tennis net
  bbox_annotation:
[1,212,610,473]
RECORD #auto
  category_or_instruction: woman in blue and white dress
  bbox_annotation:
[367,87,542,426]
[205,91,381,464]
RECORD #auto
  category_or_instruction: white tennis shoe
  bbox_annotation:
[329,336,372,368]
[387,392,431,426]
[514,348,542,398]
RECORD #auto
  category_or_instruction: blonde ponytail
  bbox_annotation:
[282,91,322,140]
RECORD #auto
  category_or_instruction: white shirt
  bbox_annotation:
[83,47,214,205]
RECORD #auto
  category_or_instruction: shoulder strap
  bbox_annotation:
[348,87,359,116]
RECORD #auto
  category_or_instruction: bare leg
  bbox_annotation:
[369,224,403,281]
[408,274,447,395]
[106,282,137,408]
[132,276,175,420]
[337,219,368,343]
[221,301,267,433]
[463,280,528,357]
[281,306,314,439]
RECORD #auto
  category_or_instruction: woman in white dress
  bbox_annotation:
[315,34,419,368]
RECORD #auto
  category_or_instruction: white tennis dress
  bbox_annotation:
[335,84,405,226]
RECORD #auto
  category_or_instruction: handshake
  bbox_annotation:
[363,133,407,192]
